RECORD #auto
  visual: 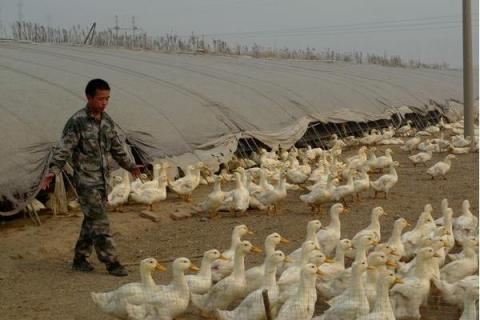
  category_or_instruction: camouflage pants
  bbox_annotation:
[74,186,118,264]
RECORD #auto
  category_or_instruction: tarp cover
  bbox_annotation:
[0,41,476,215]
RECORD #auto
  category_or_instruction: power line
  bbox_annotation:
[191,14,479,38]
[210,21,480,39]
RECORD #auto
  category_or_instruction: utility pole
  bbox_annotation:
[110,15,144,48]
[132,16,137,38]
[0,7,3,37]
[462,0,475,138]
[83,22,96,45]
[114,15,119,46]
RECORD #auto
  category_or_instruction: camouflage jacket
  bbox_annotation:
[49,106,135,189]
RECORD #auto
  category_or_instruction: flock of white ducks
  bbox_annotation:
[94,117,478,319]
[105,115,477,220]
[92,197,478,320]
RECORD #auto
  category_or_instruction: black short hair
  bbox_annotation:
[85,79,110,97]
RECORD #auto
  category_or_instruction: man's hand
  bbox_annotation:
[40,172,55,190]
[130,165,143,178]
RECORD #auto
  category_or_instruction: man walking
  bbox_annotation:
[41,79,140,277]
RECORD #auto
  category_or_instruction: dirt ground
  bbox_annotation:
[0,144,478,320]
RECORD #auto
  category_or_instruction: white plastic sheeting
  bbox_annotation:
[0,41,476,215]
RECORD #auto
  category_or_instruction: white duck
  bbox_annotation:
[329,250,393,309]
[308,159,327,183]
[125,257,199,320]
[397,120,413,136]
[216,251,287,320]
[107,169,131,211]
[352,207,387,244]
[316,239,353,296]
[300,175,338,214]
[307,164,331,191]
[397,235,447,279]
[275,263,322,320]
[360,130,382,145]
[90,258,167,319]
[331,133,347,149]
[316,203,346,256]
[400,133,422,152]
[192,241,262,316]
[435,207,455,253]
[198,175,228,219]
[109,173,124,189]
[130,175,168,211]
[451,135,471,148]
[277,240,319,290]
[331,169,355,206]
[440,236,478,283]
[342,154,367,181]
[234,167,248,186]
[168,162,204,201]
[379,137,405,145]
[286,159,312,184]
[345,146,368,167]
[408,149,433,167]
[356,270,403,320]
[367,148,393,172]
[276,251,329,305]
[460,283,479,320]
[433,198,450,226]
[453,200,478,245]
[369,161,399,199]
[417,130,431,137]
[259,149,283,170]
[332,235,378,294]
[432,275,479,309]
[287,220,323,263]
[438,117,453,130]
[224,172,250,217]
[257,168,274,193]
[321,261,370,320]
[218,168,233,183]
[416,140,437,152]
[381,125,395,140]
[244,232,289,294]
[426,154,456,179]
[130,164,161,193]
[257,172,288,215]
[363,252,398,309]
[425,122,440,133]
[353,166,370,201]
[386,218,410,259]
[449,145,471,154]
[186,249,227,295]
[390,247,439,320]
[374,243,401,268]
[431,132,451,151]
[402,206,435,258]
[362,147,377,168]
[211,224,253,282]
[305,145,324,161]
[244,172,263,195]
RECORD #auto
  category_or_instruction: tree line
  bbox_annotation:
[8,20,449,70]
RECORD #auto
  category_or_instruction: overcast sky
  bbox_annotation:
[0,0,478,67]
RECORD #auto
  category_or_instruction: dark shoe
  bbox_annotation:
[106,262,128,277]
[72,256,95,272]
